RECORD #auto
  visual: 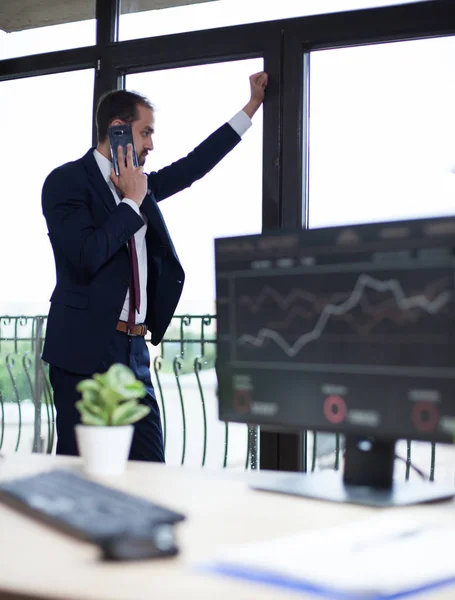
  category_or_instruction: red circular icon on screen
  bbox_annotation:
[412,401,439,432]
[323,395,347,424]
[233,390,252,414]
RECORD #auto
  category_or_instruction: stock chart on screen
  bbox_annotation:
[215,217,455,442]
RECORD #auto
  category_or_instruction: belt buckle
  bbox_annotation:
[127,327,136,337]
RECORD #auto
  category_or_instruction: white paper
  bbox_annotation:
[214,512,455,596]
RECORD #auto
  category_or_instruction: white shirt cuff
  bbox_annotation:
[228,110,252,137]
[122,198,141,215]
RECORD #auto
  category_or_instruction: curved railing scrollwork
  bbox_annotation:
[153,354,167,451]
[173,353,186,466]
[0,316,51,453]
[5,353,22,452]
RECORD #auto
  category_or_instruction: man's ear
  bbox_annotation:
[110,119,125,127]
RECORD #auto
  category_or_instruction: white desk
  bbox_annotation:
[0,453,454,600]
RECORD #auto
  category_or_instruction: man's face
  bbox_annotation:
[130,104,155,167]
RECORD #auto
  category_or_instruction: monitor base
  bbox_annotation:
[250,470,455,507]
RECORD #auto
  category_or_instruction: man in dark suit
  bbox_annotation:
[42,71,268,462]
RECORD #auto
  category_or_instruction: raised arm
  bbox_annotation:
[147,71,268,202]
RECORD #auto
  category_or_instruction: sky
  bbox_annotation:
[0,0,454,317]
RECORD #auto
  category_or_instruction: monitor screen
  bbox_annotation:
[215,216,455,505]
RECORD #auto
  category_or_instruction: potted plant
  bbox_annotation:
[75,363,150,476]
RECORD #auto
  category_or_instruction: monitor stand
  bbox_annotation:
[250,435,455,507]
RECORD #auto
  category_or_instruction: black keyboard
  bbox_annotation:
[0,469,186,543]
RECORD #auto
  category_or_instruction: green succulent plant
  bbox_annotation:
[75,363,150,426]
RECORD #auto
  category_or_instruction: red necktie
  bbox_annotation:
[127,235,140,330]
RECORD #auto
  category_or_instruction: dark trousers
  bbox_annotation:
[49,331,165,462]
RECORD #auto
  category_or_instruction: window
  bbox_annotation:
[308,36,455,228]
[0,69,94,315]
[126,58,263,315]
[119,0,422,41]
[0,4,95,59]
[126,59,263,467]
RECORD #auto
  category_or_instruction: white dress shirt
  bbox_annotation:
[93,110,252,324]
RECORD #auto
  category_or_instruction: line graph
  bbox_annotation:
[239,286,350,312]
[234,271,453,366]
[240,277,450,334]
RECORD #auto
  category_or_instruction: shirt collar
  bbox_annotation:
[93,149,112,183]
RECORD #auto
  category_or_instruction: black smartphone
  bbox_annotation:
[108,124,139,176]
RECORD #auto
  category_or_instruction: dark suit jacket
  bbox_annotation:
[42,123,241,374]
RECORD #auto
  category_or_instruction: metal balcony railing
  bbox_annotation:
[1,315,453,481]
[0,315,257,469]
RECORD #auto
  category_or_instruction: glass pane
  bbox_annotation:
[126,59,263,314]
[0,70,94,314]
[120,0,422,41]
[0,3,95,59]
[126,59,262,468]
[308,36,455,228]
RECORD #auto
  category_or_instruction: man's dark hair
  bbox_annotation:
[95,89,154,143]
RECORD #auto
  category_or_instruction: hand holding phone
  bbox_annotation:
[108,126,147,206]
[108,124,138,176]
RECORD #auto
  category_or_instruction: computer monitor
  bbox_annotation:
[215,216,455,506]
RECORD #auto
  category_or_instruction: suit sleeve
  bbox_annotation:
[148,123,241,202]
[42,165,144,277]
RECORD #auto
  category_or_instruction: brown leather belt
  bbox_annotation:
[116,321,148,337]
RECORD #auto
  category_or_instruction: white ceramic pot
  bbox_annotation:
[75,424,134,476]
